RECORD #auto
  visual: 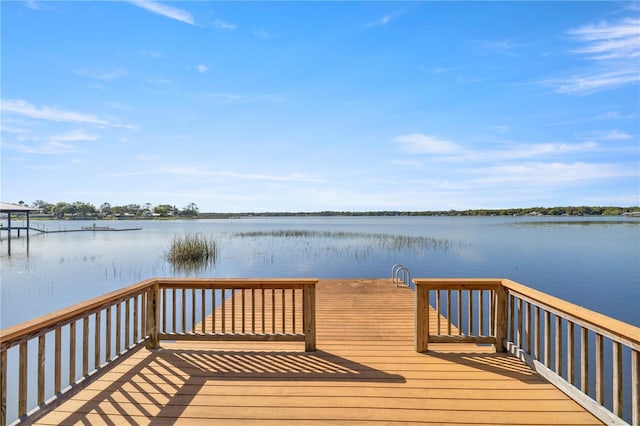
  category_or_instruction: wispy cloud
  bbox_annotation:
[470,39,520,56]
[590,129,634,140]
[51,130,99,142]
[365,11,403,28]
[25,1,39,10]
[392,133,599,162]
[158,166,326,183]
[197,64,208,73]
[213,19,236,30]
[569,18,640,60]
[129,0,194,25]
[392,134,467,155]
[74,69,128,80]
[253,29,273,39]
[1,99,110,125]
[544,17,640,94]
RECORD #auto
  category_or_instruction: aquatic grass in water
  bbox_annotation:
[167,234,217,272]
[232,230,457,254]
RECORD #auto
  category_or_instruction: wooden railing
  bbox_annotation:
[0,278,317,426]
[414,278,640,425]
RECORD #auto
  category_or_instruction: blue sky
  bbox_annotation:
[1,1,639,212]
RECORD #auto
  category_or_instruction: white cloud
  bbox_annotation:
[52,130,99,142]
[1,99,110,126]
[365,11,403,28]
[74,69,128,80]
[550,68,640,94]
[545,17,640,94]
[213,19,236,30]
[253,29,272,39]
[392,134,465,155]
[129,0,194,25]
[569,18,640,60]
[197,64,208,73]
[392,133,599,162]
[25,1,39,10]
[468,162,636,185]
[593,130,634,140]
[157,165,327,183]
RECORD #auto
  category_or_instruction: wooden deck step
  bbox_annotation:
[35,279,602,425]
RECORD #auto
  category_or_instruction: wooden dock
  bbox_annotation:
[34,279,602,425]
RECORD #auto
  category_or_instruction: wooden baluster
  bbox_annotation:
[18,342,27,417]
[282,289,286,333]
[83,316,89,376]
[468,289,473,336]
[436,290,441,335]
[613,341,622,417]
[596,333,604,404]
[69,321,76,383]
[54,328,62,394]
[252,288,256,334]
[516,299,523,348]
[509,295,515,343]
[212,288,216,333]
[525,303,531,353]
[581,327,589,394]
[172,289,177,333]
[181,289,186,334]
[632,349,639,426]
[544,311,551,367]
[489,290,497,336]
[262,288,266,334]
[105,306,111,362]
[446,290,452,335]
[272,289,276,334]
[292,288,296,334]
[116,303,122,355]
[201,289,206,333]
[555,315,562,376]
[125,299,131,348]
[479,290,485,336]
[221,289,226,333]
[457,290,462,335]
[242,289,246,334]
[1,347,7,426]
[38,335,45,405]
[232,289,236,333]
[567,321,575,385]
[134,296,140,343]
[141,293,146,340]
[191,289,196,333]
[95,311,101,369]
[534,306,540,360]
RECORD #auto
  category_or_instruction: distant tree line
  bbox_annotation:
[21,200,200,219]
[198,206,638,218]
[15,201,638,219]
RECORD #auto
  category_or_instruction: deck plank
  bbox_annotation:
[36,279,602,425]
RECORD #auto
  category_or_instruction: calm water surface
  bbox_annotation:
[1,216,639,328]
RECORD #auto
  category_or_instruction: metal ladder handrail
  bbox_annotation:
[391,264,411,288]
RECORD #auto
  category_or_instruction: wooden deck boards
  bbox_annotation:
[36,279,602,425]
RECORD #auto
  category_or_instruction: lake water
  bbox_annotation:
[1,216,639,328]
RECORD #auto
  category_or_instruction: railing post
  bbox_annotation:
[303,283,316,352]
[493,283,508,352]
[146,282,160,349]
[415,283,429,353]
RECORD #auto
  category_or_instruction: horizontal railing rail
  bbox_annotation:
[413,277,640,425]
[0,278,317,426]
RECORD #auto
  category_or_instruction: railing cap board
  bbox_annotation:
[0,278,157,347]
[413,278,503,290]
[501,279,640,349]
[156,278,318,290]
